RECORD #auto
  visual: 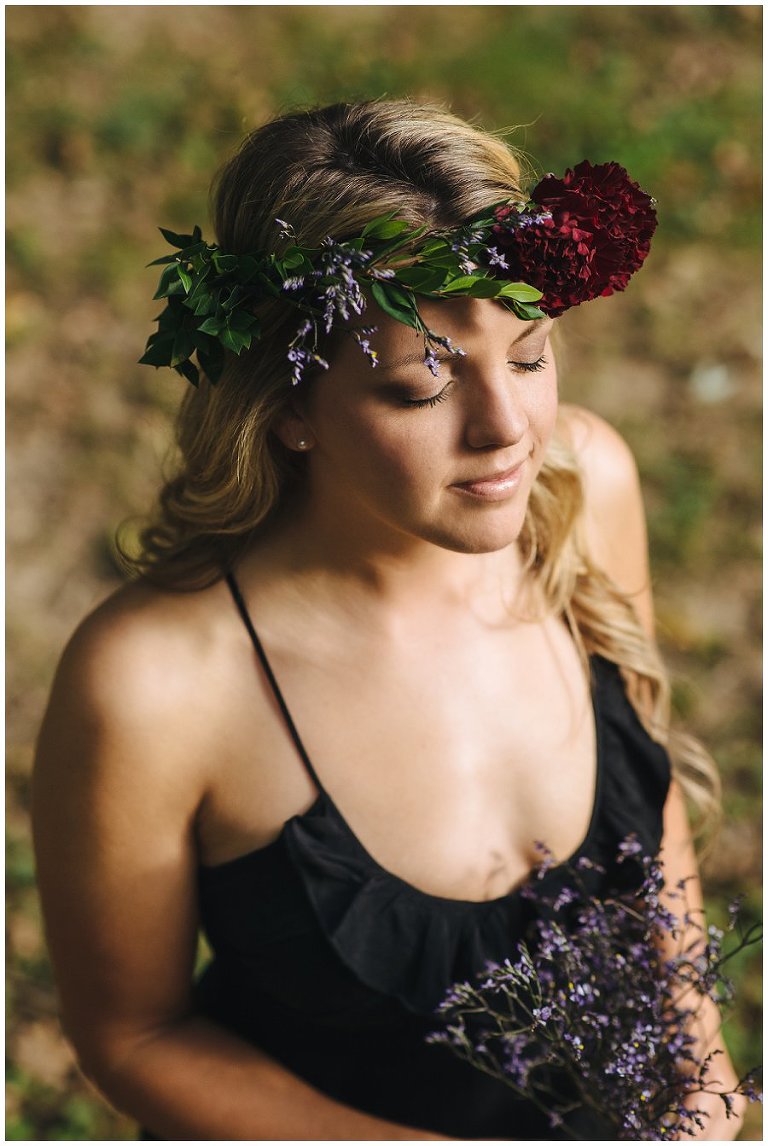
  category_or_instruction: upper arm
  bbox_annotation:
[559,403,655,638]
[32,605,210,1078]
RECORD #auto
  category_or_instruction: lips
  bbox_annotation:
[452,459,527,500]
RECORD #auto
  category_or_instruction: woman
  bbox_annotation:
[32,100,743,1140]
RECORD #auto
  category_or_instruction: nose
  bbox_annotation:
[462,369,530,451]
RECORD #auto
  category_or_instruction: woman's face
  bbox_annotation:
[298,299,558,556]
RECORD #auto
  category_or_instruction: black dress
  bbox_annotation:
[144,572,671,1141]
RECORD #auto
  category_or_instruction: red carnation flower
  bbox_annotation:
[491,161,657,317]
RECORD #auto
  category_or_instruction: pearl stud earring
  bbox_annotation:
[296,438,310,450]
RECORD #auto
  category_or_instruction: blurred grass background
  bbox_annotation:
[7,5,761,1140]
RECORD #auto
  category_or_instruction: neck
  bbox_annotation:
[248,494,537,626]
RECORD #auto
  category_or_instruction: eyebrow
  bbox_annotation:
[376,319,549,374]
[376,349,453,374]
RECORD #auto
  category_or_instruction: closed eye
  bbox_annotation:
[401,382,453,408]
[508,355,548,374]
[401,355,548,407]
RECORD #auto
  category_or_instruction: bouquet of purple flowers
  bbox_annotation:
[429,837,761,1140]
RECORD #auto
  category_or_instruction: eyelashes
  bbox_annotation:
[511,355,548,374]
[402,356,548,409]
[403,386,453,409]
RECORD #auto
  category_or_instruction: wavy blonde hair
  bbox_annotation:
[124,99,720,843]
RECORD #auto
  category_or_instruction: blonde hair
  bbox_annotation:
[124,98,720,843]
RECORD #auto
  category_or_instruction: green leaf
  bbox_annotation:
[384,282,417,309]
[257,273,281,298]
[155,301,183,331]
[159,226,201,249]
[189,249,211,273]
[496,281,543,302]
[147,253,179,267]
[394,266,448,292]
[170,327,196,368]
[182,270,214,311]
[508,301,548,321]
[361,214,411,240]
[192,294,215,316]
[178,266,193,292]
[420,252,464,269]
[227,309,259,333]
[197,317,223,336]
[175,359,200,387]
[467,279,504,298]
[219,326,250,354]
[220,285,246,313]
[416,238,452,258]
[198,344,224,383]
[153,263,180,300]
[370,231,427,266]
[281,247,306,270]
[212,252,238,273]
[439,275,484,294]
[237,254,262,281]
[370,281,420,330]
[138,332,175,368]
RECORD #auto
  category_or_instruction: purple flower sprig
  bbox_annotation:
[141,211,545,387]
[428,838,762,1140]
[142,161,658,388]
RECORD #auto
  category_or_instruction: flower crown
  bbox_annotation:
[140,160,656,388]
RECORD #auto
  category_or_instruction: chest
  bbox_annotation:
[200,616,598,900]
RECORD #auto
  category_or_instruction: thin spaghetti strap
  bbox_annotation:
[225,570,325,795]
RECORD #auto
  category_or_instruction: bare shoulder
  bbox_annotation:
[558,403,642,498]
[557,403,654,634]
[35,577,243,806]
[31,578,251,1073]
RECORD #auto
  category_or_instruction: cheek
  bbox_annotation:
[317,400,444,490]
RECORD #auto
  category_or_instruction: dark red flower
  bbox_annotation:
[491,161,657,317]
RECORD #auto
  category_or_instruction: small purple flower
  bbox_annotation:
[553,886,577,912]
[617,834,644,862]
[727,896,744,931]
[564,1031,585,1059]
[350,326,379,367]
[429,833,761,1139]
[424,346,441,377]
[568,980,600,1005]
[287,342,329,387]
[576,855,605,872]
[532,840,555,879]
[486,246,510,270]
[514,210,553,229]
[737,1072,763,1104]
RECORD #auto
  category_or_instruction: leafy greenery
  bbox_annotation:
[140,213,544,385]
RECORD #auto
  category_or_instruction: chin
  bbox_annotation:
[420,512,528,556]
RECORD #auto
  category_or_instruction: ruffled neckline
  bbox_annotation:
[200,655,670,1016]
[282,652,603,910]
[201,654,606,905]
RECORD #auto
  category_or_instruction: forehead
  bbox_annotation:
[333,297,552,378]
